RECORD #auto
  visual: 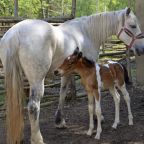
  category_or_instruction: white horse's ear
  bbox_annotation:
[126,7,131,16]
[73,47,79,55]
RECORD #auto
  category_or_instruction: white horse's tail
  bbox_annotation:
[5,44,24,143]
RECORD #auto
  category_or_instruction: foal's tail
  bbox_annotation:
[5,45,24,143]
[121,64,132,85]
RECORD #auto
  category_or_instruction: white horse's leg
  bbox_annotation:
[55,75,71,128]
[87,94,94,136]
[28,80,45,144]
[119,84,133,125]
[94,98,102,140]
[109,87,120,129]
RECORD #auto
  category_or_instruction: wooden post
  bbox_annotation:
[14,0,18,17]
[135,0,144,85]
[126,0,132,82]
[96,0,99,13]
[71,0,76,18]
[61,0,64,16]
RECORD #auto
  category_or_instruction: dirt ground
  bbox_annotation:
[0,85,144,144]
[0,61,144,144]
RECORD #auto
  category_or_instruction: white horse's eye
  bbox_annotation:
[130,25,136,29]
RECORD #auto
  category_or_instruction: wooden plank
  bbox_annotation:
[99,51,126,57]
[0,26,12,28]
[0,16,73,23]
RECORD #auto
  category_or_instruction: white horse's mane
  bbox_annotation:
[62,9,126,46]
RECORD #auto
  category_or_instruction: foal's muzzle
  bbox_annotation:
[54,70,60,76]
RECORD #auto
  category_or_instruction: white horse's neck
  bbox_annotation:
[83,10,122,47]
[52,10,126,67]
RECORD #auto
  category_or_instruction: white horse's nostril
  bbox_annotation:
[135,48,141,56]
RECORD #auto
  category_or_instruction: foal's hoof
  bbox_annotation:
[55,119,67,129]
[20,139,24,144]
[112,123,118,129]
[95,134,100,140]
[129,121,133,126]
[129,116,133,126]
[55,123,67,129]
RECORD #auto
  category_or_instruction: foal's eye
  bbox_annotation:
[69,62,73,65]
[130,25,136,29]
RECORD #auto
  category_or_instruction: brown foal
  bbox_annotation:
[54,47,133,139]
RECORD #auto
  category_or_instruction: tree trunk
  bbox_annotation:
[135,0,144,84]
[14,0,18,17]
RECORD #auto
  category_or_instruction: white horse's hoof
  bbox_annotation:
[86,129,93,136]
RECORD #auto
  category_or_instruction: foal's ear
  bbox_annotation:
[78,52,82,59]
[73,47,79,55]
[126,7,131,16]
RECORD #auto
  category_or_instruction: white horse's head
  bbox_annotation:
[117,7,144,55]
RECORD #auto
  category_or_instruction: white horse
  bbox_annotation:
[0,8,144,144]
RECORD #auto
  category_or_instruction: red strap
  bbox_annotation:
[136,33,144,39]
[117,27,144,49]
[124,28,134,37]
[117,28,124,38]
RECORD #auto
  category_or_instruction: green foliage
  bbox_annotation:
[108,0,136,11]
[0,0,13,16]
[0,0,136,18]
[18,0,42,18]
[76,0,136,17]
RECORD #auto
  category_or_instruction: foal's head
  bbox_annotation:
[54,47,82,76]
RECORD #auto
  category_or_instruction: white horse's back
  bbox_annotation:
[0,19,57,77]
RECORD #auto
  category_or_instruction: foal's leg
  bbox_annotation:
[87,94,94,136]
[118,84,133,125]
[94,91,102,140]
[28,80,45,144]
[55,75,71,128]
[109,87,120,129]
